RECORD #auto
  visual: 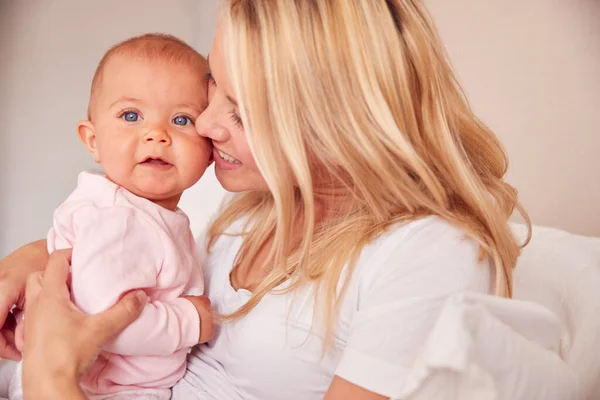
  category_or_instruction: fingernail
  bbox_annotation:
[135,291,147,304]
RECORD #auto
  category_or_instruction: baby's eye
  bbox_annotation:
[173,116,193,126]
[121,111,140,122]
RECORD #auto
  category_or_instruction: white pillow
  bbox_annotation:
[511,224,600,399]
[392,293,581,400]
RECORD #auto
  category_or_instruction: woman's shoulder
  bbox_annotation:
[361,215,482,256]
[353,216,492,295]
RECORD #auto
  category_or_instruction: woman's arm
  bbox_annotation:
[324,377,387,400]
[31,375,86,400]
[21,249,145,399]
[0,240,48,360]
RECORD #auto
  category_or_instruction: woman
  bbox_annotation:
[1,1,529,399]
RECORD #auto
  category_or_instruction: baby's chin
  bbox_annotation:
[126,182,184,205]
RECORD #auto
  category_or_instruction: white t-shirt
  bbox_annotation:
[172,216,492,399]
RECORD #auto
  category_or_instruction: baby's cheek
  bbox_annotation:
[198,137,213,164]
[185,137,213,180]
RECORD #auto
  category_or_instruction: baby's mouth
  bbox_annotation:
[140,157,172,166]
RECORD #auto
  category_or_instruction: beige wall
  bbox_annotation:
[427,0,600,236]
[0,0,598,256]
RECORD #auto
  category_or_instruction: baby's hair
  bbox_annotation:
[87,33,206,120]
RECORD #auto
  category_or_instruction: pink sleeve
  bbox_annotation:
[184,251,204,296]
[67,205,200,356]
[188,267,204,293]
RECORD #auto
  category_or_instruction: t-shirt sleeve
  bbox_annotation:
[335,219,492,397]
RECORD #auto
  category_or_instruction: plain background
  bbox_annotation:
[0,0,598,257]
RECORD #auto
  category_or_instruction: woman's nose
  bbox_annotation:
[195,103,230,143]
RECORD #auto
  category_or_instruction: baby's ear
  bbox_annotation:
[77,120,100,162]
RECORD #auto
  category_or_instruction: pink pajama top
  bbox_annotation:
[47,172,203,395]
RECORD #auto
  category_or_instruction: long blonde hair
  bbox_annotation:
[208,0,530,338]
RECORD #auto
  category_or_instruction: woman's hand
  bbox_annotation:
[0,240,48,360]
[21,249,147,399]
[182,295,214,343]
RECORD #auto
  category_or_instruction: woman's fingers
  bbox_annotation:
[24,272,43,305]
[88,290,146,345]
[0,298,20,360]
[0,277,24,360]
[0,240,49,361]
[20,248,144,389]
[0,250,74,361]
[14,318,24,353]
[0,312,21,361]
[41,249,72,295]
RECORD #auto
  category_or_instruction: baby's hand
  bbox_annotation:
[181,295,213,344]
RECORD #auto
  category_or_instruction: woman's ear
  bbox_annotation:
[77,120,100,162]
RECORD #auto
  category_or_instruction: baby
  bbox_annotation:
[8,33,213,400]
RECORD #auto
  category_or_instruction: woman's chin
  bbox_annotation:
[214,168,267,193]
[215,174,245,193]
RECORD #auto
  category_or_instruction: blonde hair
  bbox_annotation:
[209,0,530,340]
[87,33,206,120]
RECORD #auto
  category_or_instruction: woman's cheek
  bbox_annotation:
[238,145,261,173]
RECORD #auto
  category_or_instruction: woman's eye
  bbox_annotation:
[205,72,216,86]
[173,116,192,126]
[121,111,140,122]
[229,110,243,128]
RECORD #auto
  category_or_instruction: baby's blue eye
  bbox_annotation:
[173,116,192,126]
[122,111,140,122]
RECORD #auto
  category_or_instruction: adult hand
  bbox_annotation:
[182,295,214,343]
[21,249,147,399]
[0,240,48,360]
